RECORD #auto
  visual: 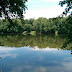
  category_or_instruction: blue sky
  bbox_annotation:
[24,0,65,19]
[27,0,59,10]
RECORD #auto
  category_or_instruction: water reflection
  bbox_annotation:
[0,57,1,59]
[0,47,17,59]
[0,46,72,72]
[0,34,72,72]
[32,46,58,51]
[71,51,72,54]
[0,34,71,50]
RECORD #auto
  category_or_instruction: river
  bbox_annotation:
[0,34,72,72]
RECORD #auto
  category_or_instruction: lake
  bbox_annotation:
[0,34,72,72]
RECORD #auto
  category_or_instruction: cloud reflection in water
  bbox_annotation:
[0,46,72,72]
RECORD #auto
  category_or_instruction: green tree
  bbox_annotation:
[29,18,34,25]
[23,24,32,32]
[0,19,24,33]
[0,19,10,33]
[59,0,72,48]
[12,19,23,33]
[59,0,72,16]
[47,18,54,33]
[33,20,41,32]
[0,0,27,22]
[38,17,48,33]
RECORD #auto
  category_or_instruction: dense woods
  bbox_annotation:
[0,16,72,34]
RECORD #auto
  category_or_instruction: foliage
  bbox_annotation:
[23,24,32,32]
[0,16,72,48]
[0,0,27,19]
[59,0,72,16]
[0,19,24,33]
[0,17,72,35]
[22,31,27,34]
[33,19,41,32]
[61,16,72,48]
[59,0,72,48]
[30,31,36,34]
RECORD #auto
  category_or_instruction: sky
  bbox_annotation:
[24,0,66,19]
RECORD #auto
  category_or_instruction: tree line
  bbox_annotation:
[0,16,72,34]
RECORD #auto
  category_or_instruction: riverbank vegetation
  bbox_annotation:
[0,16,72,35]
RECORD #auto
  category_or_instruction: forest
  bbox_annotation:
[0,16,72,35]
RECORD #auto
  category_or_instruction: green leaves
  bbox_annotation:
[59,0,72,16]
[24,24,32,32]
[0,0,27,19]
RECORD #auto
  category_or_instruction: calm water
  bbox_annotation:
[0,34,72,72]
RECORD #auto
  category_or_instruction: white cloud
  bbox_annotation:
[24,6,65,19]
[32,46,58,51]
[0,46,17,58]
[0,46,16,52]
[0,54,17,58]
[41,0,61,2]
[28,0,62,3]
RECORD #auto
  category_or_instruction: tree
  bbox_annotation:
[0,19,10,33]
[61,16,72,48]
[0,0,27,22]
[33,20,41,32]
[23,24,32,32]
[59,0,72,48]
[59,0,72,16]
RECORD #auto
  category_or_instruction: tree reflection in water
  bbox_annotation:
[71,51,72,55]
[0,34,71,50]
